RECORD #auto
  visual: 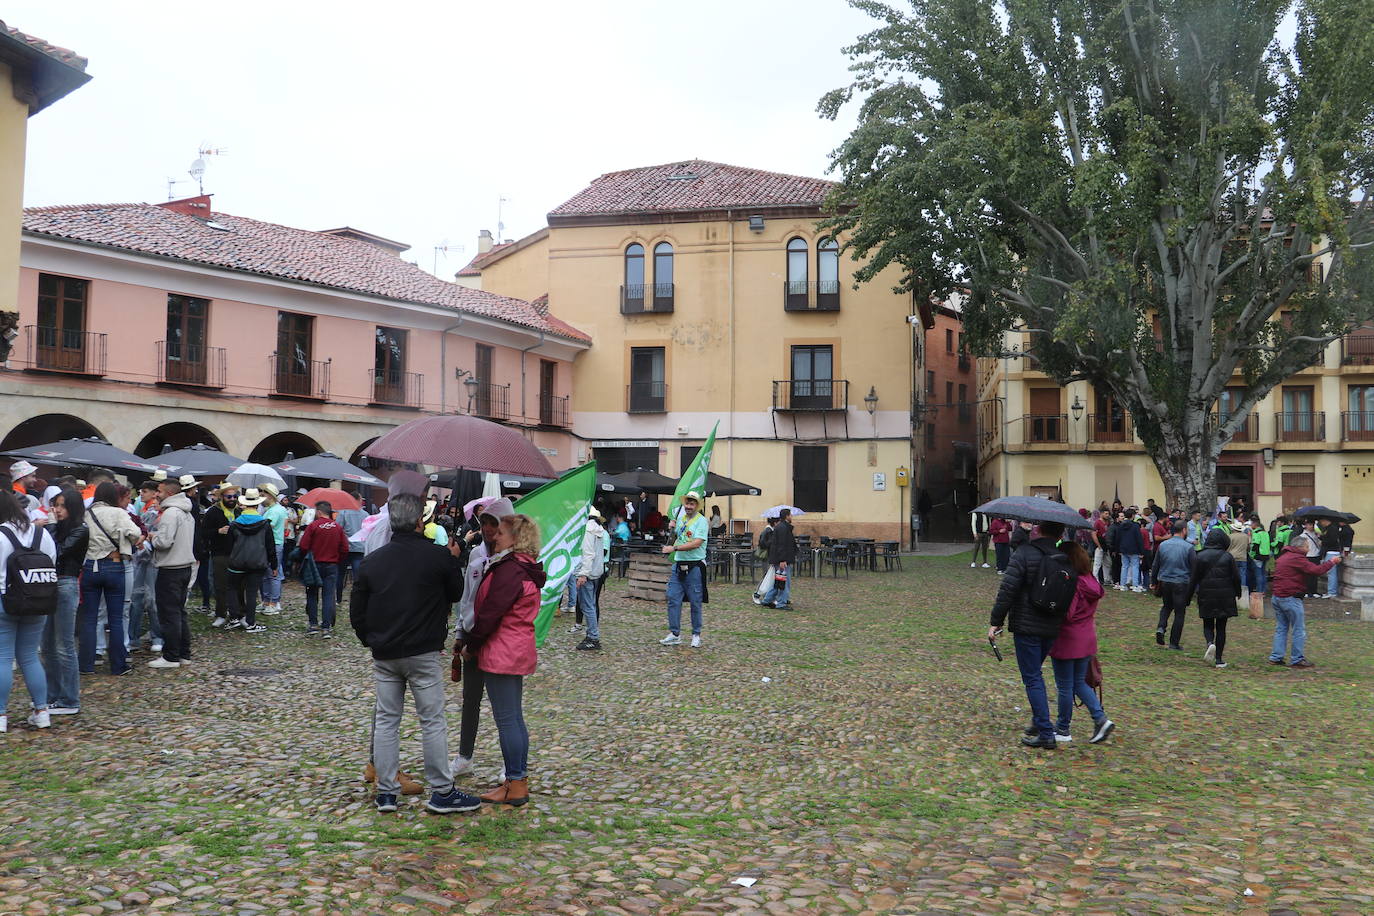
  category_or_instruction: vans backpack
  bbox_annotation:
[1,526,58,616]
[1027,543,1077,616]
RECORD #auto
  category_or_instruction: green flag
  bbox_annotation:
[668,421,718,523]
[518,462,597,647]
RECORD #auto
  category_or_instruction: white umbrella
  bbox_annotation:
[227,462,288,491]
[761,505,805,518]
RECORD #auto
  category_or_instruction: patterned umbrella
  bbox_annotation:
[974,495,1090,528]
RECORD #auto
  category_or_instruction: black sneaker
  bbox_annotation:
[1155,629,1165,646]
[1023,724,1038,738]
[1020,734,1057,749]
[575,637,602,651]
[1167,644,1182,651]
[426,787,481,814]
[375,793,398,813]
[775,602,795,611]
[1089,719,1116,743]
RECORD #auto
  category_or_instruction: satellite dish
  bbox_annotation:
[188,158,206,181]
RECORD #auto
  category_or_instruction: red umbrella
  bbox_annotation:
[298,487,361,511]
[362,415,555,477]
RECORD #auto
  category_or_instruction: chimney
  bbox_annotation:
[477,229,494,254]
[158,194,213,217]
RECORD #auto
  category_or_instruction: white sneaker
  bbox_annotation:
[690,634,702,648]
[970,562,976,568]
[451,754,473,776]
[659,633,681,646]
[147,658,181,669]
[1203,643,1217,664]
[27,710,50,729]
[150,640,164,653]
[244,623,267,633]
[981,563,990,568]
[211,617,226,628]
[261,606,281,616]
[568,624,585,634]
[0,715,6,733]
[224,619,244,630]
[46,707,80,716]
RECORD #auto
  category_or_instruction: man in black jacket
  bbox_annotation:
[349,493,478,816]
[199,485,239,627]
[759,509,797,610]
[988,520,1068,749]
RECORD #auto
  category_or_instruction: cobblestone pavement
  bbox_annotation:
[3,551,1373,915]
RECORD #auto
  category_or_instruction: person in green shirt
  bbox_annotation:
[660,491,708,647]
[1248,513,1271,593]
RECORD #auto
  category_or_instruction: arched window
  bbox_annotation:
[817,237,839,309]
[653,242,674,311]
[622,243,645,313]
[785,238,809,309]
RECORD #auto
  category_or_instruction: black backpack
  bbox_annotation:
[1027,543,1077,616]
[2,526,58,616]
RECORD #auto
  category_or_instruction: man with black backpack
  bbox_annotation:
[987,520,1072,750]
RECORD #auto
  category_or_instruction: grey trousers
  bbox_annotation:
[371,651,454,795]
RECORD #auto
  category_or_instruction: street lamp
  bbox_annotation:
[864,386,879,415]
[1071,395,1084,423]
[464,375,481,413]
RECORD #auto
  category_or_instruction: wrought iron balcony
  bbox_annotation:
[539,393,571,428]
[1341,411,1374,442]
[1023,413,1067,444]
[1342,328,1374,365]
[371,369,423,408]
[1274,411,1325,443]
[472,381,511,421]
[1217,412,1259,443]
[25,325,106,376]
[621,284,674,315]
[1087,412,1132,443]
[156,340,225,389]
[772,379,849,411]
[783,280,841,312]
[270,352,330,400]
[626,380,667,413]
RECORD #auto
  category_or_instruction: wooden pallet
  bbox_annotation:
[626,551,672,602]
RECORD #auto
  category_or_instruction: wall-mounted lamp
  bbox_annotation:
[1070,395,1084,422]
[864,386,879,416]
[748,215,765,232]
[455,367,472,381]
[1262,446,1275,467]
[464,375,481,413]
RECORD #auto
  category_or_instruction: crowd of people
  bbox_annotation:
[983,496,1359,750]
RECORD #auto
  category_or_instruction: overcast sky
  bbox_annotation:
[13,0,877,277]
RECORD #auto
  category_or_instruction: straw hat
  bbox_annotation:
[238,487,265,506]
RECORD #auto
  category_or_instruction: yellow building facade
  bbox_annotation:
[976,325,1374,524]
[467,160,931,540]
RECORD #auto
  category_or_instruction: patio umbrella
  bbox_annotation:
[362,415,555,478]
[1293,505,1351,524]
[226,463,288,491]
[602,468,678,495]
[429,471,553,494]
[702,472,760,496]
[975,495,1091,528]
[2,437,158,473]
[761,505,805,518]
[149,443,245,477]
[298,487,361,511]
[274,451,382,487]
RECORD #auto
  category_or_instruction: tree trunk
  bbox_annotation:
[1151,434,1220,514]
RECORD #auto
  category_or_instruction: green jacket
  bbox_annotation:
[1249,529,1272,560]
[1274,524,1292,547]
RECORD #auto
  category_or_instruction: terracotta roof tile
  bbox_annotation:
[1,20,88,72]
[550,159,834,219]
[456,242,514,276]
[22,201,590,344]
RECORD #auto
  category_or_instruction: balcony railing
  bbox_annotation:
[472,381,511,421]
[270,352,330,400]
[539,393,571,427]
[1087,412,1132,443]
[627,380,667,413]
[621,284,673,315]
[772,379,849,411]
[1217,412,1259,443]
[783,280,841,312]
[1024,414,1067,444]
[958,353,971,372]
[156,340,226,388]
[1274,411,1326,443]
[1342,330,1374,366]
[25,326,106,376]
[371,369,423,408]
[1341,411,1374,441]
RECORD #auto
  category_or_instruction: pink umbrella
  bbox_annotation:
[362,415,555,478]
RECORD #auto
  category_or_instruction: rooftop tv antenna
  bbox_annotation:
[433,241,466,276]
[188,144,229,195]
[497,195,509,242]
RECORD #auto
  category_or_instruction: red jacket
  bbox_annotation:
[989,518,1012,544]
[299,517,350,565]
[469,551,547,676]
[1050,574,1104,660]
[1270,543,1338,598]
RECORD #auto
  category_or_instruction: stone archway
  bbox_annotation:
[0,413,104,451]
[248,431,323,465]
[134,422,228,458]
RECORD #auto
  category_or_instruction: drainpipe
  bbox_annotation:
[727,209,737,524]
[519,331,547,427]
[439,317,465,414]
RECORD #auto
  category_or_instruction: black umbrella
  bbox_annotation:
[276,451,382,487]
[149,443,246,477]
[3,437,157,473]
[602,468,678,495]
[1293,505,1350,524]
[975,495,1091,529]
[1342,512,1362,525]
[701,472,760,497]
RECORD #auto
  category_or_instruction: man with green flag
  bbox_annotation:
[660,491,709,648]
[667,422,717,524]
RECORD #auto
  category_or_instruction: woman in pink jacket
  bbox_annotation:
[464,513,546,807]
[1046,542,1116,745]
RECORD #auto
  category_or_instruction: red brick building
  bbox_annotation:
[917,304,977,540]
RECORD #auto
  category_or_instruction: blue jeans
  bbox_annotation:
[761,566,791,606]
[1120,554,1141,588]
[1237,558,1250,591]
[1249,558,1268,594]
[261,545,285,603]
[665,563,704,636]
[40,577,80,709]
[1013,633,1056,740]
[0,605,49,712]
[306,561,339,628]
[128,561,161,646]
[1051,656,1104,732]
[337,552,362,603]
[484,672,528,781]
[1324,552,1341,596]
[576,579,600,640]
[1270,595,1307,663]
[80,559,127,674]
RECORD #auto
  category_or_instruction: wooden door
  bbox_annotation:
[276,312,313,395]
[166,295,209,384]
[36,274,88,371]
[1280,471,1315,516]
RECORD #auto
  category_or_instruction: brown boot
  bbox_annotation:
[480,778,529,806]
[364,762,423,796]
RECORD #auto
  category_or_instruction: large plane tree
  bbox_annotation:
[821,0,1374,511]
